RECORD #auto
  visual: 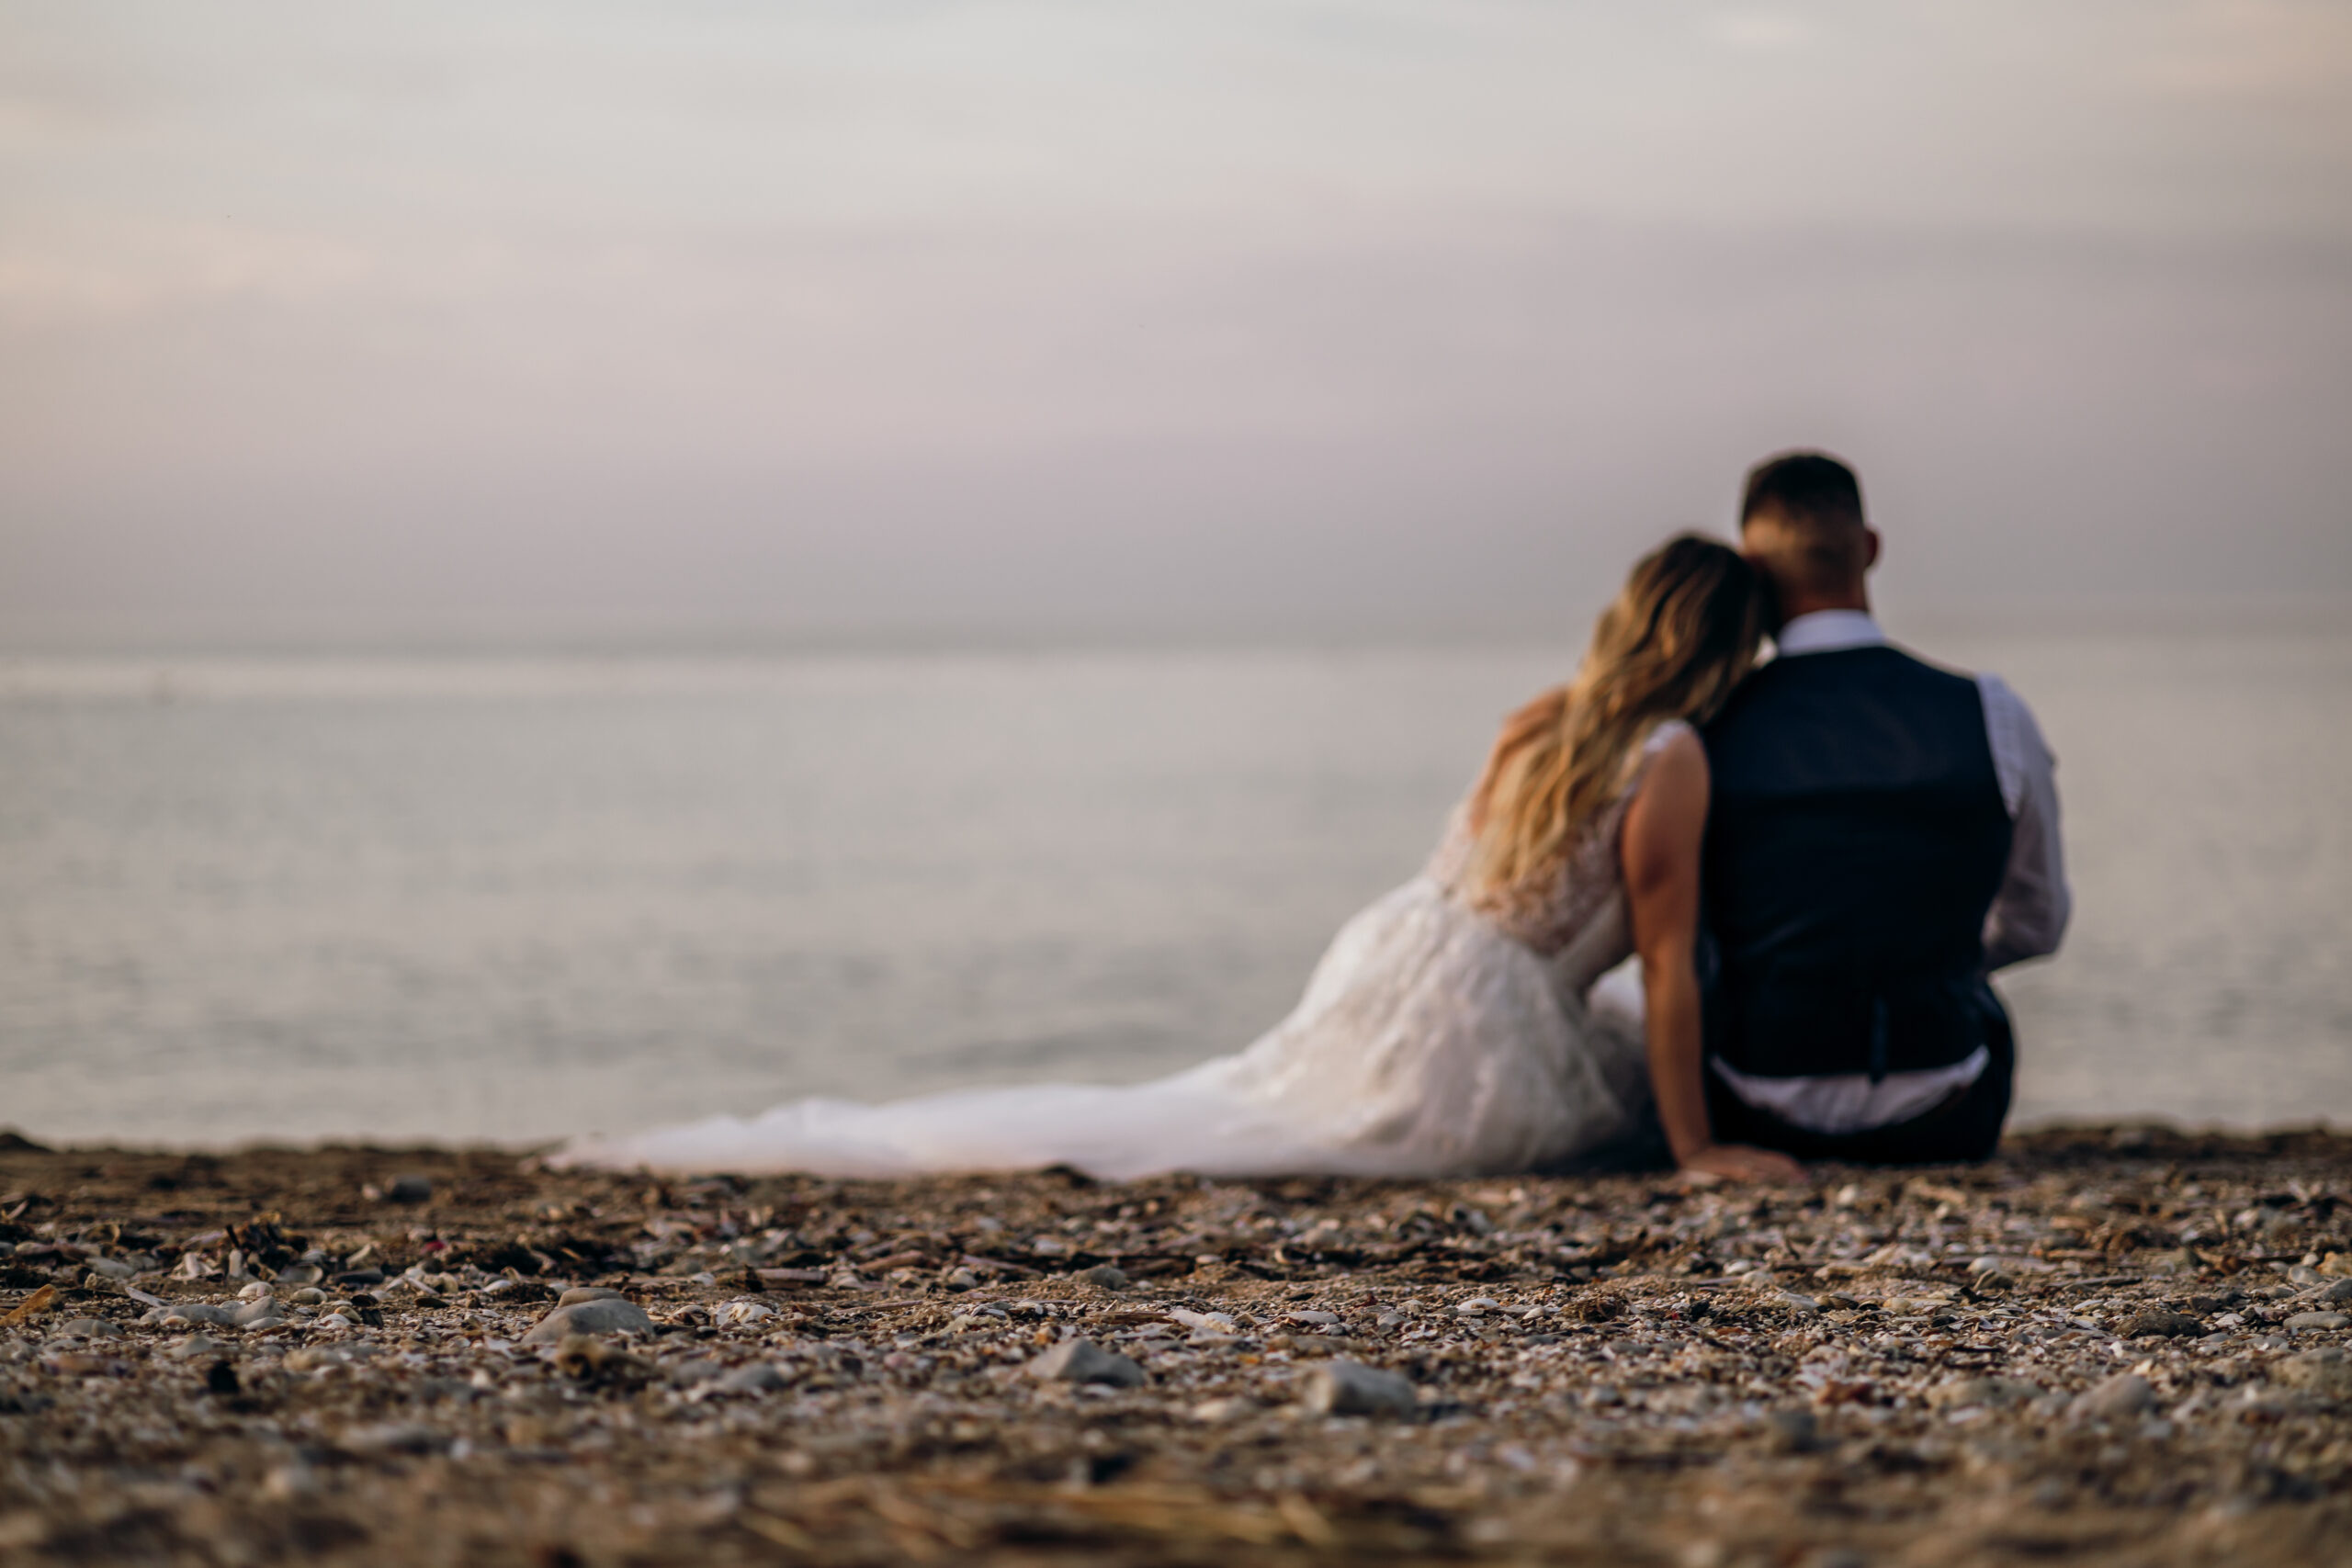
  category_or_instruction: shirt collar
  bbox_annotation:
[1773,609,1886,657]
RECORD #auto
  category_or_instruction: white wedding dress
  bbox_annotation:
[554,724,1683,1181]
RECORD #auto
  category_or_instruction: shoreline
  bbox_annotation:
[6,1127,2350,1565]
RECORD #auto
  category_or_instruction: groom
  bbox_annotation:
[1700,452,2069,1165]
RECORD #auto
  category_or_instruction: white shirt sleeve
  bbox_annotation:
[1976,673,2071,970]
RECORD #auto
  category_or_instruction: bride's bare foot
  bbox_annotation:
[1677,1142,1805,1185]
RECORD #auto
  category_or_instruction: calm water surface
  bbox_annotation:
[3,633,2346,1146]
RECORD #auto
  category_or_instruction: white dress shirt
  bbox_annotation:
[1709,610,2071,1134]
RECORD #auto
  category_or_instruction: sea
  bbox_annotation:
[3,630,2347,1149]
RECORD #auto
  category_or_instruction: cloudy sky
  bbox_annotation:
[4,1,2348,646]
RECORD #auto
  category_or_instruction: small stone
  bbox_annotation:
[232,1299,286,1328]
[551,1335,652,1387]
[2308,1279,2352,1305]
[384,1175,435,1205]
[1026,1338,1148,1388]
[343,1422,450,1455]
[1299,1359,1418,1417]
[557,1286,628,1307]
[1763,1407,1821,1451]
[1285,1310,1340,1326]
[718,1300,774,1325]
[1168,1308,1238,1335]
[146,1303,237,1328]
[2072,1372,2157,1422]
[1929,1376,2039,1411]
[238,1282,273,1302]
[53,1318,123,1340]
[2271,1348,2352,1399]
[717,1362,791,1394]
[1191,1396,1258,1424]
[274,1264,324,1287]
[167,1335,229,1360]
[1078,1265,1130,1291]
[2119,1309,2204,1339]
[1781,1292,1821,1314]
[260,1466,315,1501]
[2285,1312,2350,1333]
[520,1298,656,1344]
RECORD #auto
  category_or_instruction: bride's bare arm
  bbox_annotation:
[1621,729,1805,1186]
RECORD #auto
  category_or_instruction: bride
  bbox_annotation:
[558,536,1804,1185]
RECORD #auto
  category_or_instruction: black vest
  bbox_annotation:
[1701,644,2013,1081]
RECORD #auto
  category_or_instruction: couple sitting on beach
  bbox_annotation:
[562,451,2069,1184]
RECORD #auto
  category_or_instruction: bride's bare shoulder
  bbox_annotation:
[1636,723,1709,805]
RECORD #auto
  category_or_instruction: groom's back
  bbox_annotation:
[1702,645,2012,1079]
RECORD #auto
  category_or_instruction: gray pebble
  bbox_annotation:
[520,1298,655,1344]
[2118,1309,2203,1339]
[1026,1338,1147,1388]
[341,1422,450,1456]
[1078,1265,1130,1291]
[1299,1359,1417,1417]
[54,1318,123,1340]
[2285,1311,2350,1333]
[2071,1372,2157,1421]
[385,1175,435,1205]
[1763,1407,1821,1451]
[718,1362,791,1394]
[557,1286,628,1308]
[144,1304,237,1328]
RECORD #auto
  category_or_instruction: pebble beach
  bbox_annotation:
[5,1129,2351,1566]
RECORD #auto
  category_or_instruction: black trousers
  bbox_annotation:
[1704,1007,2015,1167]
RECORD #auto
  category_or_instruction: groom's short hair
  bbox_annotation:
[1741,451,1864,531]
[1739,451,1871,596]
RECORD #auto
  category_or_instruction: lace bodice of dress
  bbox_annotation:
[1424,718,1692,976]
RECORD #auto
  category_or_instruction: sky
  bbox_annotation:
[3,0,2348,648]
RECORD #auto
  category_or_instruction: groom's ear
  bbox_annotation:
[1862,528,1883,573]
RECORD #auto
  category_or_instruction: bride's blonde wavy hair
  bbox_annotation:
[1465,535,1767,901]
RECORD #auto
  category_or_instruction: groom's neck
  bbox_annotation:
[1773,583,1871,626]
